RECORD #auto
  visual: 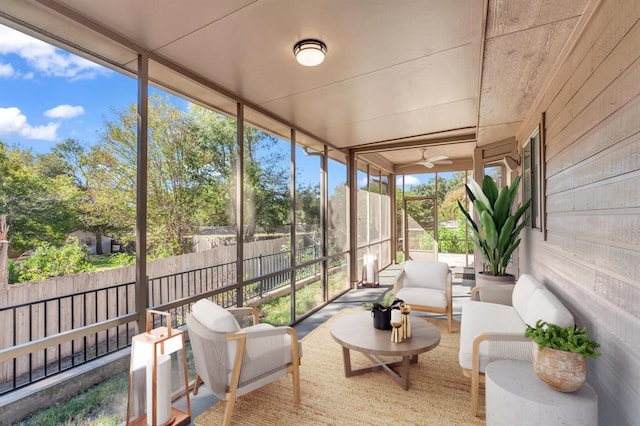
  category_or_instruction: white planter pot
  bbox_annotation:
[475,272,515,305]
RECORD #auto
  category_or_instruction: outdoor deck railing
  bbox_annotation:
[0,245,326,395]
[0,282,138,394]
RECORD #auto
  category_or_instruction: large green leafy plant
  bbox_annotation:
[457,175,530,276]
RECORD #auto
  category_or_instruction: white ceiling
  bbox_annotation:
[0,0,589,172]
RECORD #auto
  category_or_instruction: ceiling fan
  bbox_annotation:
[411,149,453,168]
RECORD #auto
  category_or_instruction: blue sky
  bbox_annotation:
[0,24,140,153]
[0,23,426,191]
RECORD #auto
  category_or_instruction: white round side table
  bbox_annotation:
[485,360,598,426]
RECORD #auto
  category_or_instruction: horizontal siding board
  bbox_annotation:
[547,89,640,178]
[547,54,640,159]
[547,171,640,212]
[544,232,640,290]
[547,125,640,193]
[546,211,640,248]
[546,0,640,137]
[516,0,626,142]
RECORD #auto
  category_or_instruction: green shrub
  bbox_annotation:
[438,219,474,254]
[525,320,601,359]
[418,231,435,250]
[108,252,135,267]
[7,260,19,284]
[15,237,93,282]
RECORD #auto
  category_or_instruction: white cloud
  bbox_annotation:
[0,25,106,80]
[0,107,59,141]
[45,104,85,119]
[397,175,421,186]
[0,62,14,77]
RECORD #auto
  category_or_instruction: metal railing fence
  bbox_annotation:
[0,245,325,395]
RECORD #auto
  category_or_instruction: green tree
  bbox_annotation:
[296,183,321,235]
[242,133,290,240]
[187,106,239,227]
[90,96,292,257]
[0,143,82,252]
[95,95,203,256]
[189,106,290,241]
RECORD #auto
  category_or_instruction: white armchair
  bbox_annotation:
[393,260,453,333]
[186,299,301,426]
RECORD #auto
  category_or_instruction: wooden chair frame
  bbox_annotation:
[461,332,531,416]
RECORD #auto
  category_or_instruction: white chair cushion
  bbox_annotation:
[524,288,574,328]
[403,260,449,290]
[192,299,241,333]
[245,323,274,333]
[458,300,528,372]
[512,274,546,319]
[244,324,302,362]
[396,287,447,308]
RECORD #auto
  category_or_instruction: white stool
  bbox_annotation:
[485,360,598,426]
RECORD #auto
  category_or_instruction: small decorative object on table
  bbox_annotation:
[525,320,601,392]
[364,290,403,330]
[400,303,412,339]
[390,309,403,343]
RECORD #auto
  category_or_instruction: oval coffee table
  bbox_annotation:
[330,311,441,390]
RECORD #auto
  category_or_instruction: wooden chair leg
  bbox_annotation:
[193,374,201,395]
[470,372,478,416]
[291,362,301,403]
[223,395,236,426]
[447,308,452,333]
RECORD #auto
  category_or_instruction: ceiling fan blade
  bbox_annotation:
[432,159,453,165]
[426,154,449,162]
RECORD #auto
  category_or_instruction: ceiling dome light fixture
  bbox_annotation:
[293,39,327,66]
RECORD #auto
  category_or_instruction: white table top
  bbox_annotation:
[486,360,597,405]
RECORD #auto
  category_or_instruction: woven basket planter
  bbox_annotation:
[532,342,586,392]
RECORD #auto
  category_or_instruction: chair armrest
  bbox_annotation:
[470,284,515,303]
[470,286,480,300]
[447,270,452,304]
[472,332,532,376]
[228,307,260,326]
[242,326,299,360]
[393,270,406,294]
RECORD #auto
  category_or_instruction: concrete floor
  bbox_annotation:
[179,263,475,424]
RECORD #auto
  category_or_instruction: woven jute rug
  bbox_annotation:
[195,309,484,425]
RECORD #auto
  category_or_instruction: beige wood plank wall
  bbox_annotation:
[516,1,640,424]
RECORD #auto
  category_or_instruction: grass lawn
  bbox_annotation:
[17,372,129,426]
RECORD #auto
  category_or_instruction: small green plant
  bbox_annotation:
[525,320,601,359]
[363,290,402,311]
